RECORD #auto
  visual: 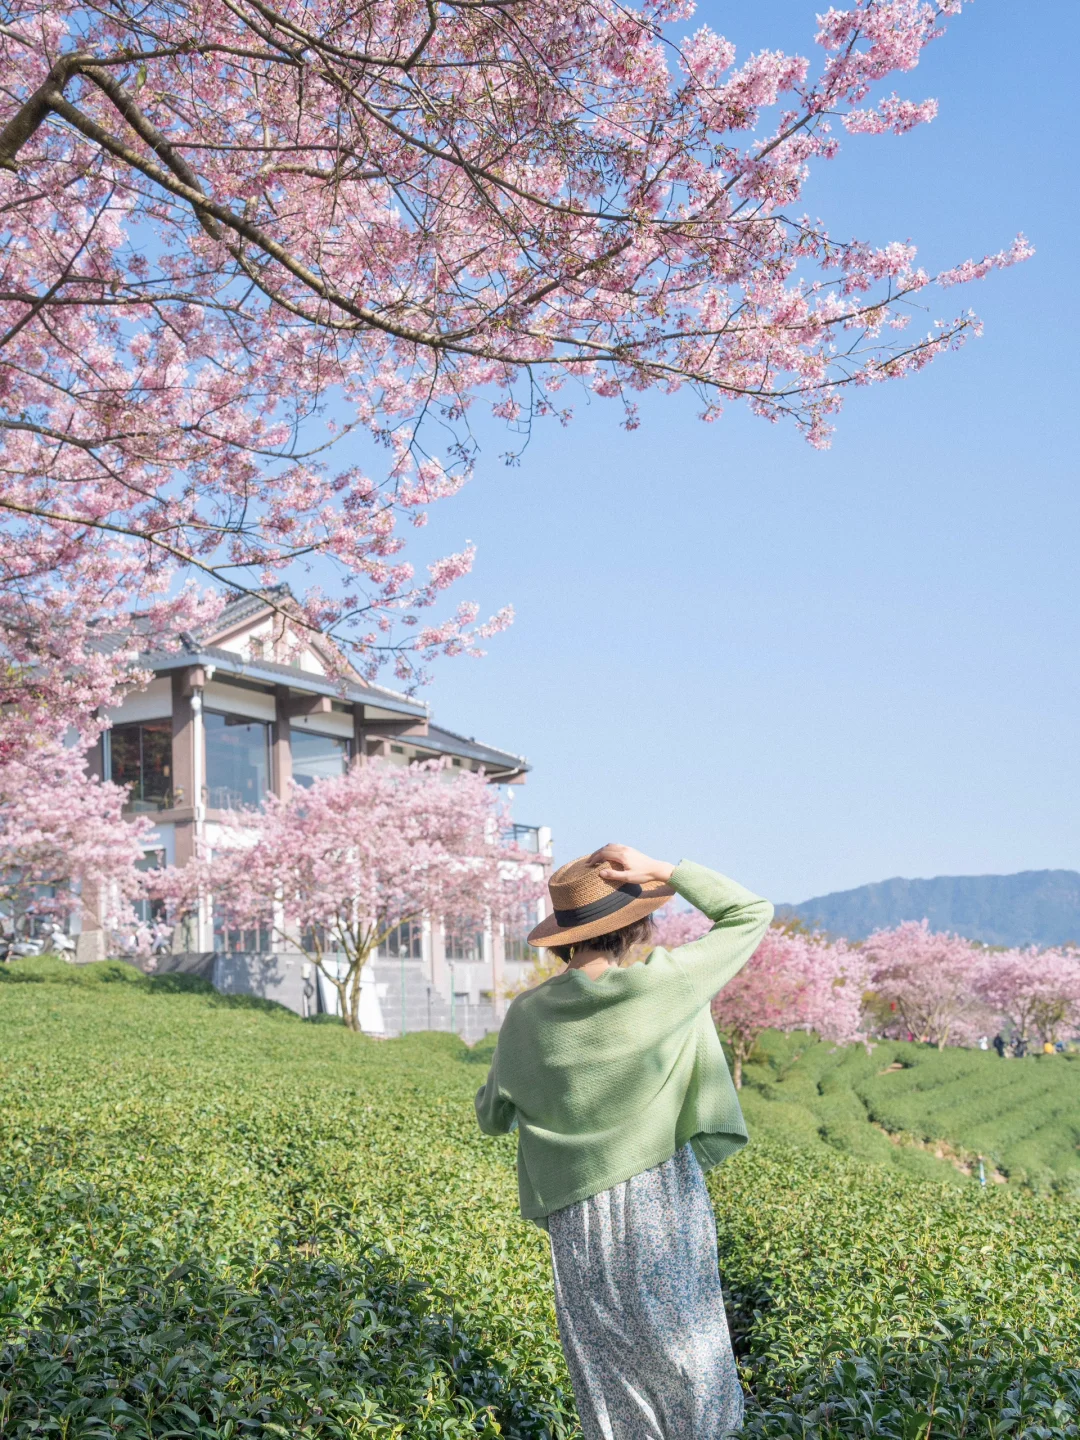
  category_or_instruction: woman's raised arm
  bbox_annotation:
[658,862,773,1009]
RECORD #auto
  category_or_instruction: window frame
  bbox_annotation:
[106,718,173,812]
[289,726,352,788]
[202,708,272,811]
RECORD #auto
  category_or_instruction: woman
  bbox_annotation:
[475,842,773,1440]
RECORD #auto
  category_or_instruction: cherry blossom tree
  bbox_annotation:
[0,732,152,945]
[651,906,714,952]
[655,909,868,1086]
[0,0,1031,724]
[165,760,537,1030]
[710,927,868,1087]
[975,947,1080,1048]
[863,920,989,1049]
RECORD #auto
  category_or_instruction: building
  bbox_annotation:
[85,590,551,1036]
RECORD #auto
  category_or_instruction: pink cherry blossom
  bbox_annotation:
[863,920,990,1049]
[975,945,1080,1046]
[654,909,868,1086]
[0,732,152,941]
[937,235,1036,288]
[711,926,868,1086]
[844,94,939,135]
[158,759,540,1031]
[656,909,1080,1064]
[0,0,1030,744]
[652,906,715,951]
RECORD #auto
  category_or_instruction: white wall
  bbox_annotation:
[106,677,172,724]
[203,680,276,722]
[290,710,354,739]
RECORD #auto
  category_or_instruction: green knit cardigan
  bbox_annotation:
[474,860,773,1224]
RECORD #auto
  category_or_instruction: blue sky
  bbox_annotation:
[396,1,1079,902]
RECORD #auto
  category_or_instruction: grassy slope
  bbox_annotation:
[738,1031,1080,1194]
[1,963,1078,1438]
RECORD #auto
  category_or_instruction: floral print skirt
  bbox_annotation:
[547,1143,744,1440]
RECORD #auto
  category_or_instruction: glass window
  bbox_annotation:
[204,711,270,809]
[503,932,533,965]
[133,849,167,926]
[290,728,350,788]
[501,901,537,964]
[445,921,484,962]
[299,923,342,955]
[109,720,172,811]
[384,920,423,959]
[214,922,272,953]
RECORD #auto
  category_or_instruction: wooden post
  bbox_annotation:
[351,703,365,764]
[171,671,198,866]
[273,685,292,796]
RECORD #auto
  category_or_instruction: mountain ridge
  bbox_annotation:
[776,869,1080,948]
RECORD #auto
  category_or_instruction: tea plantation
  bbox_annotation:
[1,960,1078,1439]
[738,1031,1080,1194]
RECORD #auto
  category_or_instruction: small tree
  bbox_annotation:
[713,928,867,1088]
[0,733,151,944]
[185,760,535,1031]
[976,947,1080,1048]
[864,921,988,1049]
[654,910,867,1087]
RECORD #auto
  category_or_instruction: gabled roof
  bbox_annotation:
[195,584,356,680]
[111,586,529,774]
[200,586,290,638]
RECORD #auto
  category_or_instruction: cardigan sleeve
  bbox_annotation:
[665,861,773,1010]
[474,1045,517,1135]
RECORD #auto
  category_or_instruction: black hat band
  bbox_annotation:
[553,883,643,928]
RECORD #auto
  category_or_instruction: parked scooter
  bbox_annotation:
[0,921,75,961]
[1,935,44,959]
[47,924,76,957]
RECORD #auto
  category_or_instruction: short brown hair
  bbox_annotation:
[550,914,655,966]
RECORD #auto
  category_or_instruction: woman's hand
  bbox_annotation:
[586,844,675,886]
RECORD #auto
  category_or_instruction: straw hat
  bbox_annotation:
[528,854,675,948]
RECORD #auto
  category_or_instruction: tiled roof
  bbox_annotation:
[197,585,291,640]
[417,724,529,773]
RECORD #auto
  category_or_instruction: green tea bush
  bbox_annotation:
[1,977,1077,1438]
[712,1139,1080,1439]
[741,1031,1080,1194]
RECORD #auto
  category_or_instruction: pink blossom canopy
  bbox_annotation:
[0,0,1030,719]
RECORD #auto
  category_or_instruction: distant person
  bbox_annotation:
[978,1035,989,1051]
[475,843,772,1440]
[1043,1040,1055,1055]
[1055,1040,1066,1053]
[1012,1036,1027,1058]
[992,1033,1006,1058]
